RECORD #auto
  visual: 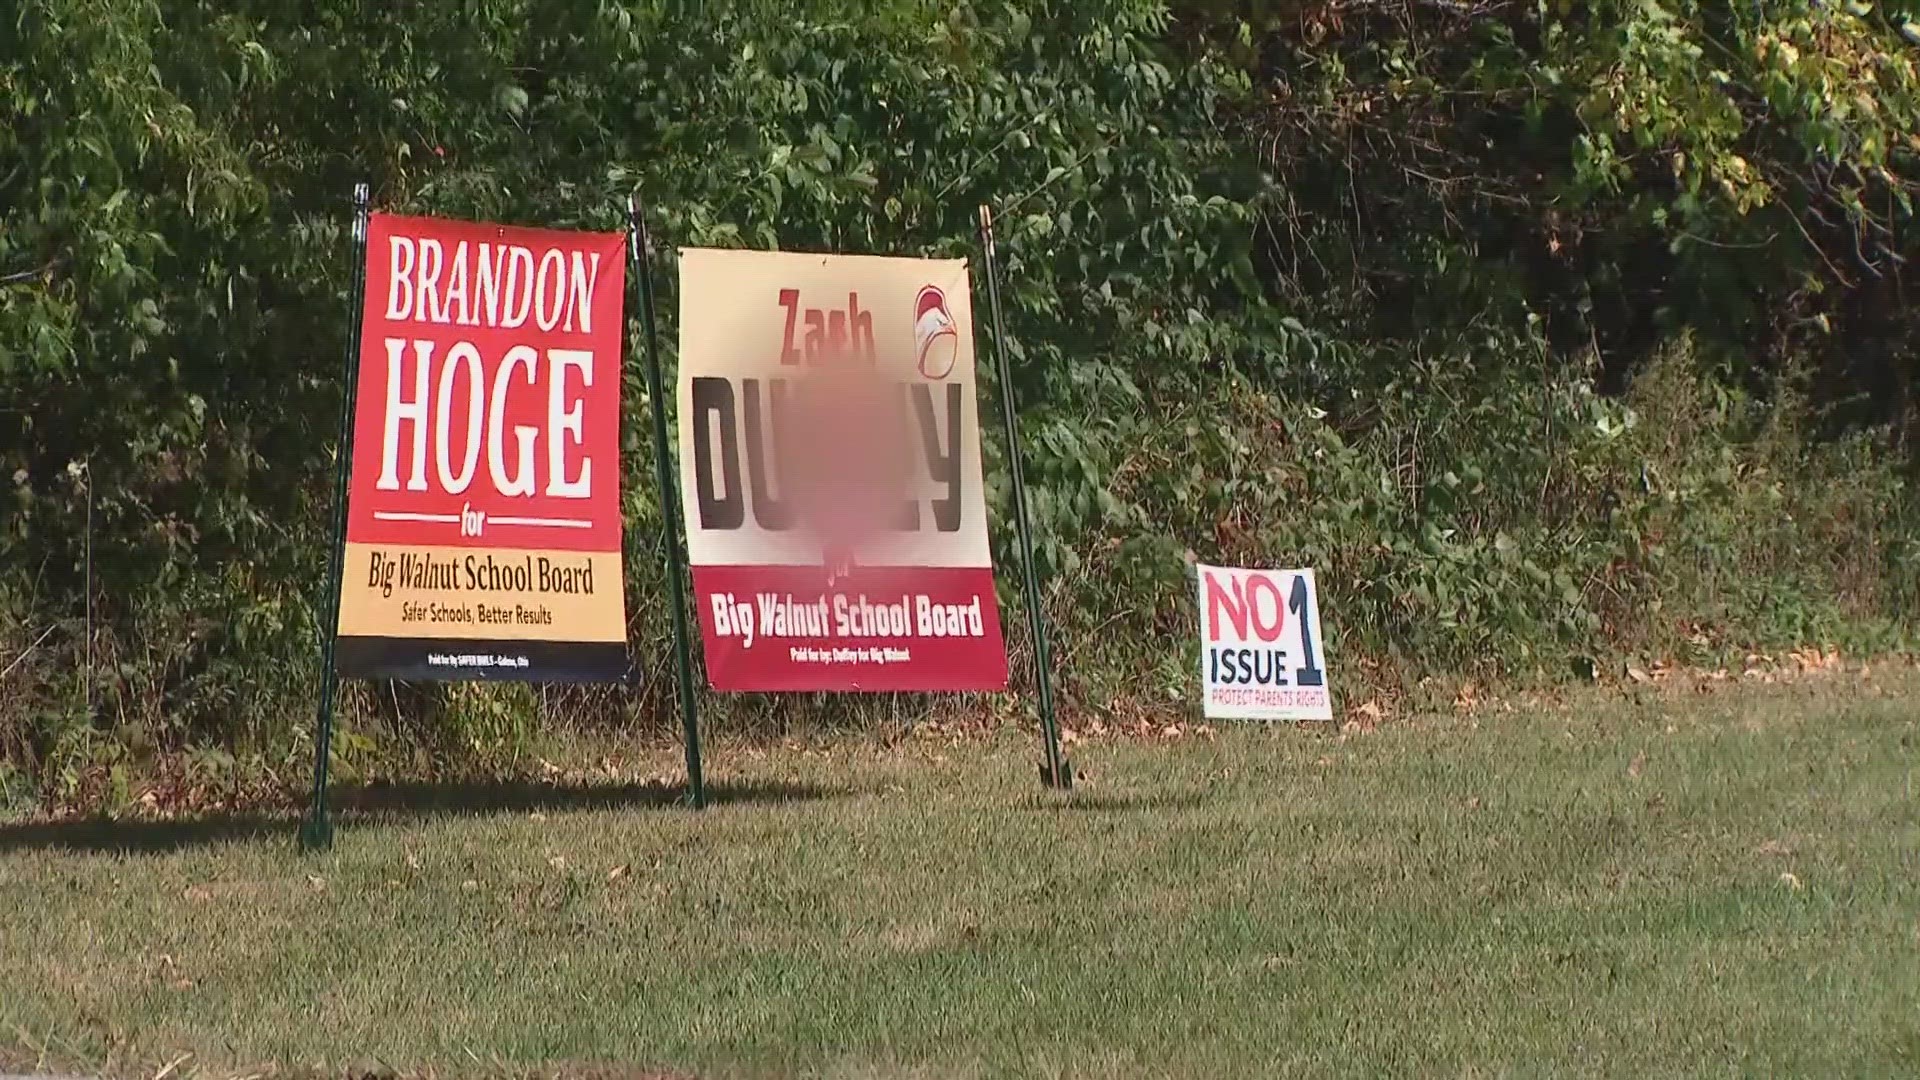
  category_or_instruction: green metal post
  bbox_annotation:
[629,193,706,808]
[301,181,372,852]
[977,205,1072,790]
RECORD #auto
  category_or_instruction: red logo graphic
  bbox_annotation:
[914,285,958,380]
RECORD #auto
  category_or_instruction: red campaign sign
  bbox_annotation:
[334,213,630,683]
[347,213,626,552]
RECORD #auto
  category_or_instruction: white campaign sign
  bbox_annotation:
[1195,565,1333,721]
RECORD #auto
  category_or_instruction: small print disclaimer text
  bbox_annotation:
[427,653,531,670]
[789,646,914,665]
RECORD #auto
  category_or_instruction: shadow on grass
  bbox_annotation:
[336,776,833,815]
[1029,789,1211,813]
[0,777,838,855]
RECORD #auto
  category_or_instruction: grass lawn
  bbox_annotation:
[2,671,1916,1078]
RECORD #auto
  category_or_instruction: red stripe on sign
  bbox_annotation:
[692,564,1008,692]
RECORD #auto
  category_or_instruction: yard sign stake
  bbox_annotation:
[301,181,371,852]
[630,193,706,808]
[977,205,1071,790]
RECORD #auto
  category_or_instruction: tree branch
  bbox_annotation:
[0,261,57,285]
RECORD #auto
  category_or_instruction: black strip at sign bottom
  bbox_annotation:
[334,637,635,684]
